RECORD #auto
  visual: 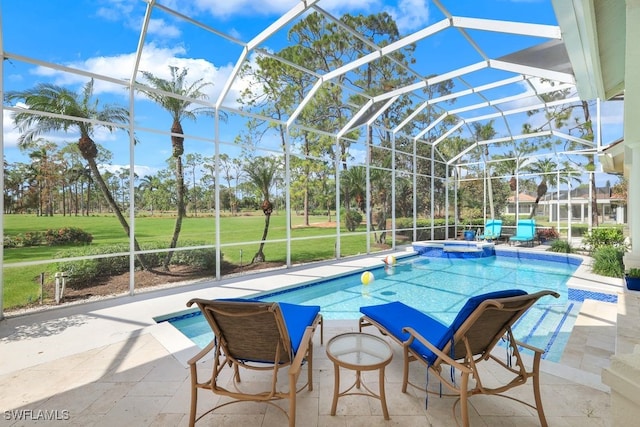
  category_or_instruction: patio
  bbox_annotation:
[0,250,631,426]
[3,1,640,425]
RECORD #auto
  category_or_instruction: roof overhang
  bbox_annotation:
[599,138,625,175]
[551,0,625,100]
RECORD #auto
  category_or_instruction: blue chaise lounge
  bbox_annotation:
[509,218,536,246]
[359,289,558,427]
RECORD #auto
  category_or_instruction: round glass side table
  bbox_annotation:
[325,332,393,420]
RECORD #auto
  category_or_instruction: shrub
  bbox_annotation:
[170,247,217,269]
[627,267,640,278]
[44,227,93,246]
[3,235,19,248]
[54,241,216,288]
[538,227,560,241]
[591,245,625,278]
[55,244,132,286]
[570,224,590,237]
[342,210,363,232]
[548,239,573,253]
[582,227,625,252]
[21,231,45,246]
[3,232,45,248]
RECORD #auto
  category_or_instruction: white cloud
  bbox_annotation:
[98,164,160,179]
[147,18,181,39]
[189,0,297,18]
[29,43,246,109]
[186,0,378,20]
[385,0,430,33]
[3,108,21,149]
[3,103,81,151]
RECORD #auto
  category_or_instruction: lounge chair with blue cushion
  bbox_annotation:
[359,289,559,427]
[478,219,502,241]
[186,299,322,427]
[509,218,536,246]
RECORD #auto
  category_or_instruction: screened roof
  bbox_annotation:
[2,0,616,172]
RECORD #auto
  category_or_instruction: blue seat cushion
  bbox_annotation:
[361,302,449,364]
[448,289,527,333]
[217,298,319,354]
[510,235,532,241]
[360,289,527,364]
[278,302,320,353]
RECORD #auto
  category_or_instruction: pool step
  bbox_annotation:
[412,240,495,258]
[443,246,483,253]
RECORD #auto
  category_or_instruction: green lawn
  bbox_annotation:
[2,213,395,309]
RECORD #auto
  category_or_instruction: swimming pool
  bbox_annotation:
[161,253,617,362]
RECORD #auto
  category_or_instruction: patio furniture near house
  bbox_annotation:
[326,332,393,420]
[185,299,322,427]
[359,289,559,427]
[509,219,536,246]
[478,219,502,242]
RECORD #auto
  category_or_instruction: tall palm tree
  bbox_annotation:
[525,158,558,218]
[244,156,279,263]
[472,122,497,219]
[7,80,149,269]
[136,66,214,269]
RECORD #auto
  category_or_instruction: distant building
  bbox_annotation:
[505,188,626,224]
[505,193,536,217]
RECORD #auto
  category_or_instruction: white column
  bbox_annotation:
[607,4,640,427]
[623,0,640,269]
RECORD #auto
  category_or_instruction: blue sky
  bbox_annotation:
[1,0,624,182]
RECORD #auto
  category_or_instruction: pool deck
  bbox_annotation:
[1,244,637,426]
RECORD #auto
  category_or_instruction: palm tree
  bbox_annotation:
[369,167,392,244]
[244,156,279,263]
[493,150,529,213]
[472,122,497,219]
[136,66,214,270]
[340,166,366,212]
[525,158,558,219]
[7,80,149,269]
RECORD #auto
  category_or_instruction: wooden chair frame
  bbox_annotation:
[360,290,559,426]
[186,299,322,427]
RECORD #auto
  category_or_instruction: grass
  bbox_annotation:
[3,265,48,308]
[2,213,394,309]
[3,213,374,262]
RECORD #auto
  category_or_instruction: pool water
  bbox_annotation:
[163,255,617,363]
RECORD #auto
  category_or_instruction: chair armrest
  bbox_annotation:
[289,326,315,378]
[513,339,544,355]
[403,327,472,374]
[187,340,216,366]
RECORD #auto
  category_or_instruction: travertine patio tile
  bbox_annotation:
[1,253,632,427]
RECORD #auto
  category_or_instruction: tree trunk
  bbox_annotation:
[484,150,495,218]
[591,171,599,226]
[163,154,185,270]
[252,212,271,263]
[530,180,547,219]
[85,157,150,270]
[304,180,309,226]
